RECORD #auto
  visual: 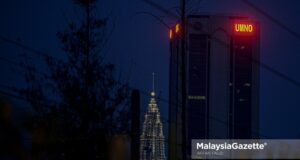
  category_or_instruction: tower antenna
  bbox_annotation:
[151,72,156,97]
[152,72,155,92]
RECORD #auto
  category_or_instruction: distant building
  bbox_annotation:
[140,74,166,160]
[169,15,260,159]
[131,90,140,160]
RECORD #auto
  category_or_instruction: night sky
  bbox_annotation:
[1,0,300,139]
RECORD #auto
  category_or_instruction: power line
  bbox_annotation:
[128,74,271,139]
[210,35,300,89]
[0,51,267,139]
[143,0,179,20]
[142,0,300,90]
[0,35,62,61]
[0,1,296,100]
[240,0,300,40]
[140,0,300,139]
[133,12,171,29]
[0,33,280,141]
[0,3,288,140]
[133,83,248,139]
[0,76,273,140]
[0,56,50,78]
[0,53,272,139]
[140,0,286,140]
[0,88,28,102]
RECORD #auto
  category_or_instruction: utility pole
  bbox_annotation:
[180,0,186,159]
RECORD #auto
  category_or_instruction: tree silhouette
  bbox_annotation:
[17,0,129,159]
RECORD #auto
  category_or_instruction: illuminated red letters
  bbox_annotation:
[234,23,253,33]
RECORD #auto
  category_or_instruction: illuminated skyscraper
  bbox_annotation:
[169,15,260,159]
[140,73,166,160]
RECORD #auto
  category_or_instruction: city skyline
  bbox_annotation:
[1,0,300,159]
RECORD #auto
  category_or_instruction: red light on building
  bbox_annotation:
[175,23,180,33]
[233,21,255,36]
[235,23,253,32]
[169,29,173,39]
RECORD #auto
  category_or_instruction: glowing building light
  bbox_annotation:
[234,23,253,33]
[175,23,180,33]
[169,29,173,39]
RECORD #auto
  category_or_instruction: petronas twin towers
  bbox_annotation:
[140,73,166,160]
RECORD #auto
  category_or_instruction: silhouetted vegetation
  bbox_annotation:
[16,0,130,159]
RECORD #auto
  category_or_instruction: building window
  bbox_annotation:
[244,83,251,87]
[188,95,206,100]
[239,98,246,102]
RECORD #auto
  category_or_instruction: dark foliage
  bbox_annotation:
[17,1,130,159]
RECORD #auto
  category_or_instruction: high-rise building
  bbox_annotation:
[140,74,166,160]
[169,15,260,159]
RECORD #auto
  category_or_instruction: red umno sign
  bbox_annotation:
[233,20,255,36]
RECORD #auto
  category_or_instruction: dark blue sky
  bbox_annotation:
[1,0,300,138]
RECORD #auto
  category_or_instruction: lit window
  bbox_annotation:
[188,95,206,100]
[169,29,173,39]
[175,23,180,33]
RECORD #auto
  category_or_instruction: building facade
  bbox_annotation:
[169,15,260,159]
[140,79,166,160]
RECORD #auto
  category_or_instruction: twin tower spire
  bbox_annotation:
[140,72,166,160]
[151,72,156,97]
